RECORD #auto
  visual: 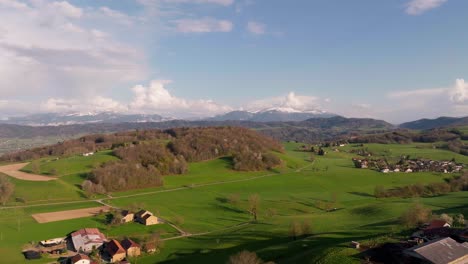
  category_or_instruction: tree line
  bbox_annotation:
[374,173,468,198]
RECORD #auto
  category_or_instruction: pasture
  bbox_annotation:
[0,142,467,263]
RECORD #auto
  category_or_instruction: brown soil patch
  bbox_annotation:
[0,163,56,181]
[32,206,110,223]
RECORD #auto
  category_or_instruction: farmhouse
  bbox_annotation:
[106,239,126,263]
[121,210,134,224]
[121,238,141,257]
[135,210,160,226]
[405,237,468,264]
[71,228,107,253]
[38,237,67,254]
[70,254,91,264]
[425,220,451,230]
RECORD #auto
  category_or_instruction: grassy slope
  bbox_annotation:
[1,142,467,263]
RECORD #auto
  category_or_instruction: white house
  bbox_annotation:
[70,254,91,264]
[71,228,106,253]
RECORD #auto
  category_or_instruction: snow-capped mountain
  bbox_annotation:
[209,108,336,122]
[0,112,167,126]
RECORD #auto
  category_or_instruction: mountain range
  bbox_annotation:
[0,109,335,126]
[400,116,468,130]
[0,112,165,126]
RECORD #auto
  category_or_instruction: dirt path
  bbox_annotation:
[0,163,56,181]
[31,206,110,223]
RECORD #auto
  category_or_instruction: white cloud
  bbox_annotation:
[128,80,232,117]
[0,0,148,99]
[405,0,448,15]
[164,0,234,6]
[173,17,233,33]
[246,92,323,113]
[247,21,265,35]
[387,87,447,98]
[380,78,468,122]
[40,96,127,113]
[450,79,468,103]
[48,1,83,18]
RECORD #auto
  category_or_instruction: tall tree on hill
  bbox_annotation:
[248,194,260,222]
[0,174,14,205]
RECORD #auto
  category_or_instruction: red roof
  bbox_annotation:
[425,220,450,230]
[71,254,90,263]
[71,228,104,238]
[107,239,125,256]
[121,238,140,250]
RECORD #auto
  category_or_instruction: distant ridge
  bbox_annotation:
[208,109,336,122]
[400,116,468,130]
[0,112,166,126]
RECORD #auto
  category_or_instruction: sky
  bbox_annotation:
[0,0,467,123]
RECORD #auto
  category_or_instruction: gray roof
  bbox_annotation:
[408,237,468,264]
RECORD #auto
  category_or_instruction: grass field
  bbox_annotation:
[0,142,467,263]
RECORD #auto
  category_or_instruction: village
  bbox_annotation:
[22,209,161,263]
[352,157,464,174]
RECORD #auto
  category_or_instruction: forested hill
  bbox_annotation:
[400,116,468,130]
[1,127,284,192]
[0,116,394,145]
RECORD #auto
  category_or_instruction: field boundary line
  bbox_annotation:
[0,161,315,210]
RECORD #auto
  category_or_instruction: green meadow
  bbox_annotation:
[0,142,467,263]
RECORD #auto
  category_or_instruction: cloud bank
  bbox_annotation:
[405,0,448,15]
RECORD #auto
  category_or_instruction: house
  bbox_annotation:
[121,210,134,224]
[405,237,468,264]
[71,228,107,253]
[23,250,41,260]
[350,241,360,249]
[121,238,141,257]
[70,254,91,264]
[106,239,126,263]
[425,220,451,230]
[82,152,94,157]
[135,210,159,226]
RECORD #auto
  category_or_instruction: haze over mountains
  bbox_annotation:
[0,107,336,126]
[400,116,468,130]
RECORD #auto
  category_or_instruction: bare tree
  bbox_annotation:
[248,194,260,221]
[0,175,14,205]
[31,160,40,174]
[400,203,432,228]
[454,214,465,227]
[227,250,264,264]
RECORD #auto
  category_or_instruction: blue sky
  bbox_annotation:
[0,0,467,122]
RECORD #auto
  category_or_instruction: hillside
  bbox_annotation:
[0,117,394,154]
[400,116,468,130]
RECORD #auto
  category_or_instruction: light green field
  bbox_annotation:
[0,142,467,263]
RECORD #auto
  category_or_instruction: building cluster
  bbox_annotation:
[121,210,160,226]
[23,209,160,263]
[352,158,464,174]
[359,219,468,263]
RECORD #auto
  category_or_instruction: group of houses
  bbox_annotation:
[23,208,161,263]
[24,227,157,263]
[359,219,468,263]
[121,209,160,226]
[352,158,464,174]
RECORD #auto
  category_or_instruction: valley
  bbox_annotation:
[0,131,466,263]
